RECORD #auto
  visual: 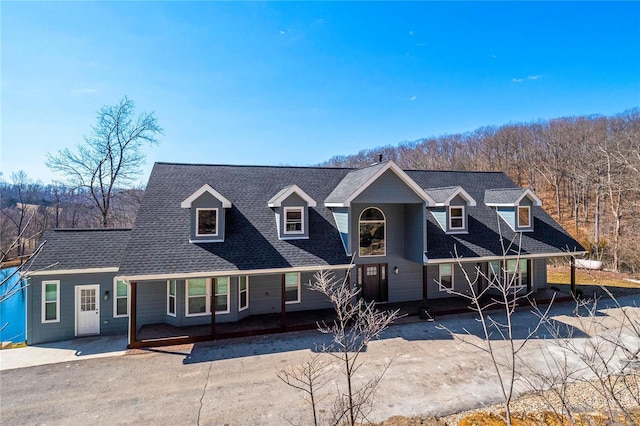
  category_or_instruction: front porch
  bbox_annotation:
[131,287,571,348]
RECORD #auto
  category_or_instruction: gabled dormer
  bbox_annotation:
[425,186,477,234]
[268,185,316,240]
[181,184,232,243]
[484,188,542,232]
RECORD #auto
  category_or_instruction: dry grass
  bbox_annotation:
[456,410,640,426]
[547,266,640,289]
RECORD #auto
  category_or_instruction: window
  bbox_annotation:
[196,208,218,236]
[284,207,304,234]
[114,280,129,318]
[42,280,60,323]
[214,277,230,313]
[239,276,249,311]
[167,280,176,317]
[186,278,209,316]
[517,206,531,228]
[449,206,465,230]
[489,261,501,284]
[506,259,526,290]
[439,264,453,291]
[359,207,385,256]
[284,272,300,304]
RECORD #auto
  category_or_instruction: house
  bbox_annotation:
[26,160,585,347]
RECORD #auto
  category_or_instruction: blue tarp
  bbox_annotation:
[0,267,27,343]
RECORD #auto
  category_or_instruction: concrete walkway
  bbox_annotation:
[0,334,128,371]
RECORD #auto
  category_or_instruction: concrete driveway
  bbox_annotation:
[1,295,639,425]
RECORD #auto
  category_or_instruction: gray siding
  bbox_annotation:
[425,263,479,300]
[532,258,547,290]
[27,272,126,345]
[351,203,424,303]
[332,208,350,254]
[352,169,424,204]
[137,280,169,326]
[189,192,226,242]
[497,207,516,230]
[429,207,447,232]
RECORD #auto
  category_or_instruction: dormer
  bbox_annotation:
[425,186,477,234]
[181,184,232,243]
[484,188,542,232]
[268,185,316,240]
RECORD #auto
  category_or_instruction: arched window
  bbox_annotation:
[359,207,385,256]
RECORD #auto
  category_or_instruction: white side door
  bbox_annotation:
[76,285,100,336]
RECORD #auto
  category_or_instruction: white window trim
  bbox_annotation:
[448,205,466,231]
[284,272,301,304]
[238,276,249,312]
[283,206,305,235]
[438,264,454,292]
[213,277,231,314]
[517,206,531,228]
[195,208,219,237]
[167,280,177,317]
[113,279,129,318]
[41,280,60,323]
[185,278,211,317]
[359,207,386,257]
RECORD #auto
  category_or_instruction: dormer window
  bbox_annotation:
[425,186,476,235]
[268,184,316,241]
[485,188,540,232]
[449,206,465,230]
[517,206,530,228]
[196,208,218,236]
[284,207,304,234]
[181,184,232,243]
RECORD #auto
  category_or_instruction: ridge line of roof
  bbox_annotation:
[154,162,509,175]
[51,228,132,232]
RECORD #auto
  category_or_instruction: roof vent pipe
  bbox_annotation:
[378,153,383,163]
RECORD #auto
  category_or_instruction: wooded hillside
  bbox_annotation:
[322,108,640,274]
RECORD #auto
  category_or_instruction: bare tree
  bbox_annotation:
[277,354,330,426]
[278,268,401,426]
[436,231,552,425]
[46,96,162,227]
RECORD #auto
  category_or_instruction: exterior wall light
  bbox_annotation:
[394,266,399,274]
[103,290,110,301]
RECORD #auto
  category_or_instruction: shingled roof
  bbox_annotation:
[29,228,131,272]
[405,171,583,260]
[118,163,354,277]
[117,162,584,277]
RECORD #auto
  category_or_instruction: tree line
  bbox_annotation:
[322,108,640,274]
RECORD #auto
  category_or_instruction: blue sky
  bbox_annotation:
[2,1,639,184]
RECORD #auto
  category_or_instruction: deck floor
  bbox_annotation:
[136,288,568,345]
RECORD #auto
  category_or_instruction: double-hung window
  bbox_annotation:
[284,207,304,234]
[438,264,454,291]
[114,280,129,318]
[214,277,230,314]
[42,280,60,323]
[449,206,465,230]
[284,272,300,304]
[186,278,209,316]
[167,280,177,317]
[238,276,249,311]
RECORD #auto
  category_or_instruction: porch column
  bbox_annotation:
[476,263,484,293]
[422,265,428,300]
[210,278,216,339]
[281,273,287,331]
[128,281,137,349]
[526,259,532,293]
[570,257,576,296]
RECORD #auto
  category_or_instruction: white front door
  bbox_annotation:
[76,285,100,336]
